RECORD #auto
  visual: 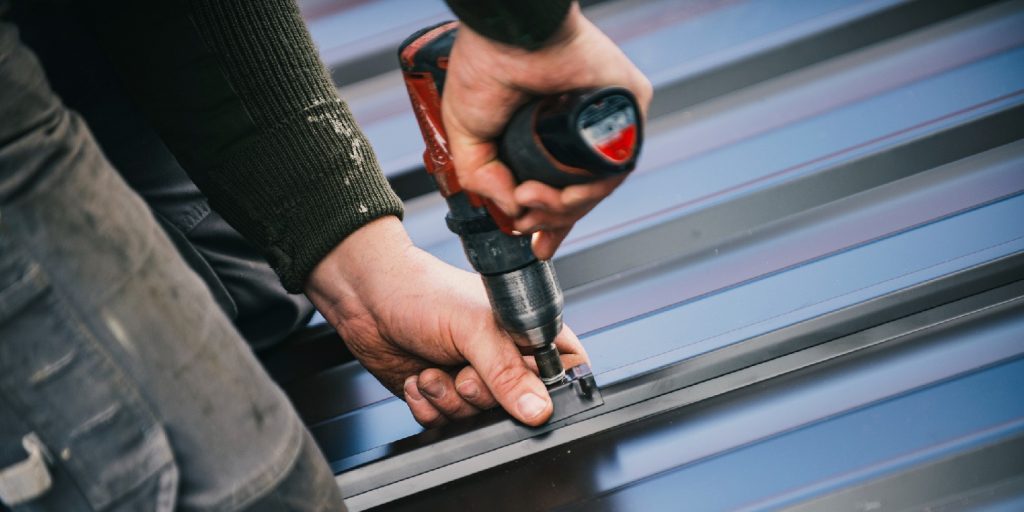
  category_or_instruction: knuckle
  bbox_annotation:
[455,166,476,186]
[638,75,654,101]
[467,390,496,409]
[412,406,441,427]
[548,216,576,230]
[423,417,448,429]
[487,360,529,398]
[451,402,478,419]
[549,201,572,215]
[437,402,462,417]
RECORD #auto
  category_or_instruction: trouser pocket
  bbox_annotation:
[0,242,178,511]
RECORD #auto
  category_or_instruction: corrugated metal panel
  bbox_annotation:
[291,1,1024,509]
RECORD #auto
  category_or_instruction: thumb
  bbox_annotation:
[452,140,522,218]
[460,330,553,425]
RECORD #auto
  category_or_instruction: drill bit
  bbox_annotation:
[535,344,566,386]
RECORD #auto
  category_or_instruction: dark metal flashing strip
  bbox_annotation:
[345,278,1024,509]
[556,103,1024,292]
[787,431,1024,512]
[392,293,1024,511]
[336,252,1024,505]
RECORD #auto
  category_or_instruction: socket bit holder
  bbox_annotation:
[545,363,603,423]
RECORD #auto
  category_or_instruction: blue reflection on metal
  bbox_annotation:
[421,34,1024,266]
[338,0,903,177]
[565,142,1024,334]
[304,0,1024,469]
[589,193,1024,383]
[571,45,1024,251]
[624,0,903,85]
[316,193,1024,463]
[591,327,1024,510]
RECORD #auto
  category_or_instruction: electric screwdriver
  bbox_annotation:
[398,22,642,387]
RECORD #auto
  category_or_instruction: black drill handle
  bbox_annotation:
[499,87,643,188]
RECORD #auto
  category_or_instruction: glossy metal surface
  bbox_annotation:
[383,290,1024,511]
[309,101,1024,475]
[290,1,1024,509]
[337,243,1024,508]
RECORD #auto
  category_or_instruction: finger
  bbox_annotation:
[519,177,626,250]
[514,210,575,235]
[404,375,447,428]
[455,365,498,410]
[441,32,525,219]
[459,331,553,426]
[633,74,655,119]
[441,100,520,216]
[513,176,626,235]
[554,325,589,363]
[523,325,588,375]
[514,180,607,216]
[514,203,599,233]
[560,175,626,210]
[514,181,574,214]
[455,152,522,218]
[418,367,481,420]
[531,227,572,261]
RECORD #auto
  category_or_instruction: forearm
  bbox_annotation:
[444,0,573,50]
[86,0,402,292]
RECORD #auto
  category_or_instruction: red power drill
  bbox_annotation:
[398,22,642,390]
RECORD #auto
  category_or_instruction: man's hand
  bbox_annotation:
[305,217,587,427]
[442,3,652,260]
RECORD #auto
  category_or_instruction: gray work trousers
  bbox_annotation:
[0,20,345,511]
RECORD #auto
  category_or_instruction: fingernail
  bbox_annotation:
[420,378,446,400]
[525,201,544,209]
[517,392,548,420]
[404,377,424,402]
[457,380,480,400]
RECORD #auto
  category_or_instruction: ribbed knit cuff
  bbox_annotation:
[445,0,573,50]
[206,99,403,292]
[185,0,403,291]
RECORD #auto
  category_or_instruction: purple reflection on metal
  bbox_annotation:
[564,142,1024,335]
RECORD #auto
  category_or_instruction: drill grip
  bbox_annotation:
[499,87,642,188]
[400,23,642,195]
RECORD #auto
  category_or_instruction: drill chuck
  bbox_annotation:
[483,260,566,385]
[534,345,567,386]
[442,187,567,382]
[481,260,563,350]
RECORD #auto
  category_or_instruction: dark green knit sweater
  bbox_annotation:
[447,0,573,50]
[88,0,570,292]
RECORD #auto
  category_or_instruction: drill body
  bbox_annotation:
[399,22,567,384]
[398,22,642,387]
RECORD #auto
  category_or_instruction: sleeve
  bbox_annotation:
[85,0,403,292]
[444,0,573,50]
